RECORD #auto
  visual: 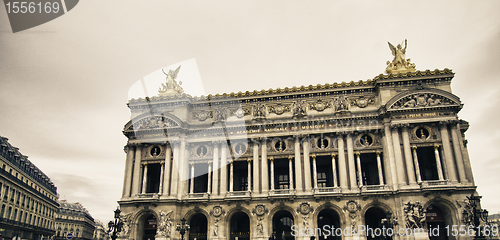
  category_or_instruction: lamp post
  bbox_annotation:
[108,207,124,240]
[463,193,489,240]
[176,218,190,240]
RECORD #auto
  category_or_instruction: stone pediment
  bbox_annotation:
[124,114,183,132]
[386,89,461,111]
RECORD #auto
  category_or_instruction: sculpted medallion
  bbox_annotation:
[210,206,225,217]
[297,202,313,215]
[252,204,268,216]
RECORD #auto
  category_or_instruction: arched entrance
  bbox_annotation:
[189,213,207,240]
[272,210,294,240]
[364,207,389,240]
[142,214,157,240]
[426,205,449,240]
[230,212,250,240]
[317,209,341,240]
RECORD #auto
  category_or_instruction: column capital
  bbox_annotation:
[160,162,165,166]
[311,154,316,159]
[331,153,337,157]
[269,157,274,162]
[390,123,401,130]
[400,123,411,129]
[247,159,252,163]
[434,144,441,150]
[142,163,147,166]
[438,120,450,127]
[376,151,382,156]
[355,152,361,156]
[288,156,293,161]
[411,146,418,150]
[169,140,181,146]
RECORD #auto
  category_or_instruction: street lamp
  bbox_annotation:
[176,218,190,240]
[463,193,489,240]
[108,207,124,240]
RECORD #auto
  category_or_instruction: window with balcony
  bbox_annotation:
[145,163,161,193]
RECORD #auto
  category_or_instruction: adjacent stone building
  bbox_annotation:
[54,200,96,240]
[0,136,59,240]
[118,44,480,240]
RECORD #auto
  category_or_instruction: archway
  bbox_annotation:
[189,213,207,240]
[317,209,341,240]
[142,214,157,240]
[230,212,250,240]
[426,204,449,240]
[364,207,388,240]
[272,210,295,240]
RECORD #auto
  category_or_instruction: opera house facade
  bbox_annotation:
[117,44,479,240]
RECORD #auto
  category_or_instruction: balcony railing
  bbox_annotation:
[188,193,208,199]
[226,191,251,197]
[361,185,387,191]
[314,187,341,194]
[420,180,448,187]
[269,189,295,195]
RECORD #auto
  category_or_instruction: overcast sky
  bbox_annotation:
[1,1,499,223]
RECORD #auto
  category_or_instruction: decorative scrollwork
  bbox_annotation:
[297,202,313,215]
[390,93,456,110]
[210,206,225,217]
[253,204,268,216]
[309,99,330,112]
[268,103,290,115]
[350,96,374,108]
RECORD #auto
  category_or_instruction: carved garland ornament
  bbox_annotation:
[135,116,179,129]
[309,99,331,112]
[268,103,290,115]
[350,96,374,108]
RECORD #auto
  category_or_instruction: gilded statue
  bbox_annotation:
[159,65,184,95]
[385,39,416,74]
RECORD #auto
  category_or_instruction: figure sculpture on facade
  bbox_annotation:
[404,201,426,229]
[159,65,184,96]
[385,39,416,74]
[118,213,132,237]
[256,218,264,236]
[157,210,173,237]
[214,219,219,236]
[292,100,307,118]
[334,96,349,112]
[253,103,267,120]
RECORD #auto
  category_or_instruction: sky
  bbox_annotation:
[1,1,500,223]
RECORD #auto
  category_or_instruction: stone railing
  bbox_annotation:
[188,193,209,199]
[420,180,448,187]
[226,191,251,197]
[314,187,342,194]
[361,185,387,191]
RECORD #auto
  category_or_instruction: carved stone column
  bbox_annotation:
[439,122,458,183]
[162,144,172,196]
[346,134,357,190]
[229,161,234,192]
[189,163,195,194]
[451,124,468,183]
[270,157,275,191]
[261,138,269,193]
[434,145,445,181]
[220,144,228,194]
[302,138,312,192]
[131,145,143,196]
[207,163,212,193]
[294,136,303,192]
[170,141,180,196]
[159,162,164,195]
[212,141,219,196]
[376,152,384,185]
[312,155,318,189]
[141,163,148,194]
[392,125,407,187]
[177,139,188,198]
[355,153,363,187]
[331,153,338,188]
[288,157,294,190]
[411,147,422,183]
[122,145,135,197]
[383,123,399,190]
[401,126,417,186]
[247,159,252,191]
[337,136,348,191]
[252,141,259,194]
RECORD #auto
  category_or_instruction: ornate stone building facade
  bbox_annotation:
[118,45,479,240]
[0,136,59,240]
[54,200,96,240]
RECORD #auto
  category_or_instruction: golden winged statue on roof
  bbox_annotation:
[385,39,416,74]
[159,65,184,96]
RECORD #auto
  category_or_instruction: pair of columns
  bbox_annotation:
[385,122,468,189]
